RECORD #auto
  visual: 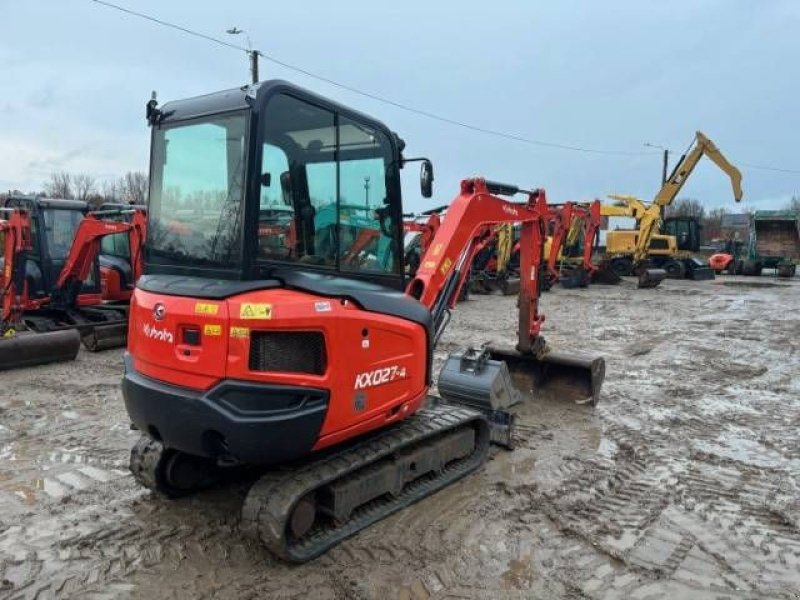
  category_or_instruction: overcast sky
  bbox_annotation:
[1,0,798,213]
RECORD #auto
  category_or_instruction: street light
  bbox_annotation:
[644,142,670,187]
[226,27,260,84]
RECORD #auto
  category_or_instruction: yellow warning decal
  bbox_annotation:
[204,324,222,336]
[240,303,272,319]
[439,257,453,276]
[423,260,436,270]
[431,242,443,256]
[194,302,219,315]
[230,326,250,338]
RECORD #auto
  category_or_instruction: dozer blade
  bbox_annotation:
[687,266,715,281]
[81,322,128,352]
[0,329,81,371]
[637,268,666,289]
[590,263,622,285]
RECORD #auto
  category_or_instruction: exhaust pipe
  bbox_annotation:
[0,329,81,371]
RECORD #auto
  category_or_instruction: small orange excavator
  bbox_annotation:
[97,203,147,303]
[123,80,605,562]
[0,197,146,369]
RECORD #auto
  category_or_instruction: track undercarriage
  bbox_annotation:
[130,404,490,562]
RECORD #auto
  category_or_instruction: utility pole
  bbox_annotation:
[249,50,259,84]
[645,142,670,221]
[226,27,260,84]
[364,176,370,209]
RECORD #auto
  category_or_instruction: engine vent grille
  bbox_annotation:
[649,238,670,250]
[249,331,327,375]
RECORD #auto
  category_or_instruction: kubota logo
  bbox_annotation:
[354,365,407,390]
[502,205,519,217]
[143,323,174,344]
[153,303,166,321]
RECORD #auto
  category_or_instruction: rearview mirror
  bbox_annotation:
[420,160,434,199]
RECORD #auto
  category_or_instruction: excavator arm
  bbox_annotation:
[0,208,33,326]
[407,178,548,352]
[654,131,743,207]
[53,208,147,308]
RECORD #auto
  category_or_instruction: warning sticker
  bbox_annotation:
[239,303,272,319]
[422,260,436,270]
[431,243,443,256]
[194,302,219,315]
[314,301,332,312]
[203,324,222,336]
[439,257,453,276]
[230,326,250,338]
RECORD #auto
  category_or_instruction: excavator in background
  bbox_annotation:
[542,199,604,289]
[468,222,521,295]
[124,80,605,563]
[97,202,147,303]
[403,207,445,277]
[601,131,743,287]
[0,197,146,370]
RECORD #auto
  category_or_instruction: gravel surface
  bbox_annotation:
[0,274,798,599]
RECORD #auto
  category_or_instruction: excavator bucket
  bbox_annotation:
[684,258,715,281]
[81,322,128,352]
[0,329,81,371]
[487,345,604,405]
[437,345,604,446]
[590,261,622,285]
[637,268,667,288]
[499,276,521,295]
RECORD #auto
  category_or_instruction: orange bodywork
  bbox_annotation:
[128,288,428,451]
[709,252,733,272]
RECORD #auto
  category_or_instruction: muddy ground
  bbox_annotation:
[1,274,799,599]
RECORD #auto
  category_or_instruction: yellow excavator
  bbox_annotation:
[601,131,743,286]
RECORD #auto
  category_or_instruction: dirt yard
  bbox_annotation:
[1,274,799,599]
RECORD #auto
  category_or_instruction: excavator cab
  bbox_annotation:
[662,216,703,252]
[3,197,100,300]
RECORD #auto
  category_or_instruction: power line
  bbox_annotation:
[740,162,800,175]
[88,0,654,157]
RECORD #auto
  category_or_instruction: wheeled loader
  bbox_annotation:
[122,80,605,563]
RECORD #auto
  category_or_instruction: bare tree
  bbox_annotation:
[100,179,121,203]
[121,171,148,205]
[44,172,74,199]
[665,197,705,220]
[787,195,800,213]
[73,173,96,203]
[702,207,727,240]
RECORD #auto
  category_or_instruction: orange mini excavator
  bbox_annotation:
[122,81,605,562]
[0,199,146,369]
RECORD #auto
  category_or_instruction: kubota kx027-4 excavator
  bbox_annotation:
[0,198,146,369]
[601,131,743,287]
[123,80,605,562]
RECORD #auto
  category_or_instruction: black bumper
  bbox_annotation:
[122,354,329,465]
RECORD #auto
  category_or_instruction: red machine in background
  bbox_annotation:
[0,197,146,370]
[542,199,604,289]
[97,203,147,303]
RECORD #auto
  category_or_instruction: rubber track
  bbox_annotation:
[241,404,490,563]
